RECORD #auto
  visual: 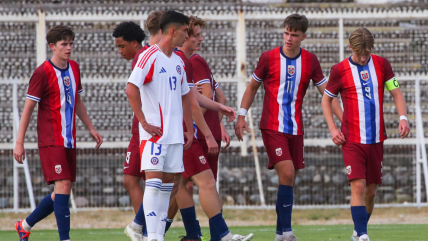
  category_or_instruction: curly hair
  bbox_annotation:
[112,21,146,44]
[187,16,206,37]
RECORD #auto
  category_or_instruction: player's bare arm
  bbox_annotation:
[389,87,410,139]
[126,83,163,139]
[235,78,262,141]
[194,92,235,122]
[322,94,346,146]
[13,99,37,164]
[316,83,343,122]
[196,82,213,113]
[182,93,194,150]
[188,87,219,154]
[215,86,231,148]
[75,94,103,148]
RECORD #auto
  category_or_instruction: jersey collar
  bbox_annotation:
[348,55,372,67]
[48,59,69,71]
[280,47,302,60]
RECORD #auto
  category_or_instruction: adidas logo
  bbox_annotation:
[159,67,166,73]
[161,217,167,222]
[146,212,156,217]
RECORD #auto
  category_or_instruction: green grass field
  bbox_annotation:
[1,224,428,241]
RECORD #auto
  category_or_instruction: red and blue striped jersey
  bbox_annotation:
[253,47,325,135]
[324,55,395,144]
[26,60,83,148]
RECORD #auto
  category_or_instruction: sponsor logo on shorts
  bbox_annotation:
[126,152,131,164]
[199,156,206,164]
[151,157,159,165]
[55,165,62,174]
[275,148,282,156]
[346,165,352,175]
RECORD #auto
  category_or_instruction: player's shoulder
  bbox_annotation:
[32,61,51,77]
[189,53,204,63]
[67,59,80,70]
[370,54,390,66]
[136,45,161,69]
[260,47,279,58]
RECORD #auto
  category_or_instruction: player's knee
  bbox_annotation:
[123,175,139,191]
[198,177,216,191]
[55,179,72,194]
[366,188,377,200]
[351,180,366,195]
[278,170,295,185]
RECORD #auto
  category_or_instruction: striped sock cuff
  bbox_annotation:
[146,178,162,189]
[160,183,174,193]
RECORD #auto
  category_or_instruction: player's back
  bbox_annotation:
[253,47,325,135]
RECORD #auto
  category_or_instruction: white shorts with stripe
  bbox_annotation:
[140,140,184,173]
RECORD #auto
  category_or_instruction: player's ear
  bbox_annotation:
[49,42,55,51]
[132,40,138,48]
[301,33,306,41]
[348,44,353,52]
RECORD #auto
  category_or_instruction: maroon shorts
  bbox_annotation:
[198,139,221,180]
[39,146,76,185]
[123,133,145,178]
[182,138,211,179]
[261,129,305,170]
[342,141,383,185]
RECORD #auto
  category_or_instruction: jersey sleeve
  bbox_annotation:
[128,53,157,88]
[324,65,343,98]
[252,51,269,82]
[382,57,395,83]
[75,62,83,94]
[26,68,47,102]
[185,63,194,88]
[191,58,211,85]
[214,79,219,89]
[311,53,327,86]
[181,70,190,96]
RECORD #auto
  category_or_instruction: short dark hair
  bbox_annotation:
[283,14,309,34]
[112,21,146,44]
[46,25,75,45]
[159,11,189,34]
[146,11,164,36]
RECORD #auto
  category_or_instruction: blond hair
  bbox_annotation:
[146,11,164,35]
[187,16,206,37]
[349,28,374,55]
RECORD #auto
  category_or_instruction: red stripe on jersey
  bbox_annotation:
[341,60,360,143]
[44,64,65,146]
[266,48,281,130]
[144,59,156,84]
[149,103,164,143]
[139,140,148,160]
[137,46,158,69]
[372,55,386,141]
[294,49,311,135]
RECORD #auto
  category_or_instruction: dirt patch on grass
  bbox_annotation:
[1,206,427,231]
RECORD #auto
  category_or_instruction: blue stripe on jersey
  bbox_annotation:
[357,65,376,144]
[60,70,75,148]
[193,122,198,139]
[282,58,297,134]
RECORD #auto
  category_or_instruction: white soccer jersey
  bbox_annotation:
[128,45,190,144]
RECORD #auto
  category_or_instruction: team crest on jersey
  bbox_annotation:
[176,65,181,74]
[275,148,282,156]
[199,156,206,164]
[63,76,70,86]
[151,157,159,165]
[55,165,62,174]
[346,165,352,175]
[360,70,369,81]
[288,65,295,75]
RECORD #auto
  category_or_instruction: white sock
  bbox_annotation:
[283,231,294,238]
[22,219,32,232]
[156,183,174,241]
[275,234,283,241]
[131,221,143,230]
[144,178,162,241]
[221,232,233,241]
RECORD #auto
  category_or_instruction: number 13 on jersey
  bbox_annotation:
[169,77,177,90]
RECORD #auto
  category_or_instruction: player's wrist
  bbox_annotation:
[399,115,408,121]
[238,108,248,117]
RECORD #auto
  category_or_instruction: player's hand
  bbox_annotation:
[142,122,163,141]
[235,116,249,141]
[221,128,231,149]
[205,134,219,155]
[398,119,410,139]
[218,104,236,122]
[183,132,193,151]
[330,128,346,146]
[195,83,203,93]
[90,129,103,148]
[14,143,25,164]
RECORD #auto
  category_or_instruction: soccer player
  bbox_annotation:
[112,11,163,241]
[126,11,194,241]
[14,25,103,241]
[235,14,343,241]
[322,28,410,241]
[172,16,253,241]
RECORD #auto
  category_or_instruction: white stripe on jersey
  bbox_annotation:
[277,55,287,133]
[290,57,302,135]
[349,61,367,144]
[368,60,381,143]
[69,66,77,148]
[52,68,68,148]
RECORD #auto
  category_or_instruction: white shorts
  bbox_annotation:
[140,140,184,173]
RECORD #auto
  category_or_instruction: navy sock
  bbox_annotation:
[278,185,293,232]
[351,206,368,236]
[54,194,70,240]
[26,194,54,227]
[209,212,229,239]
[209,217,221,241]
[180,207,200,239]
[275,201,282,235]
[165,219,173,234]
[134,202,147,236]
[367,212,372,223]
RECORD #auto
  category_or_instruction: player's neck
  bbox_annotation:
[148,34,162,46]
[281,46,301,59]
[177,46,192,59]
[50,55,68,69]
[157,37,175,58]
